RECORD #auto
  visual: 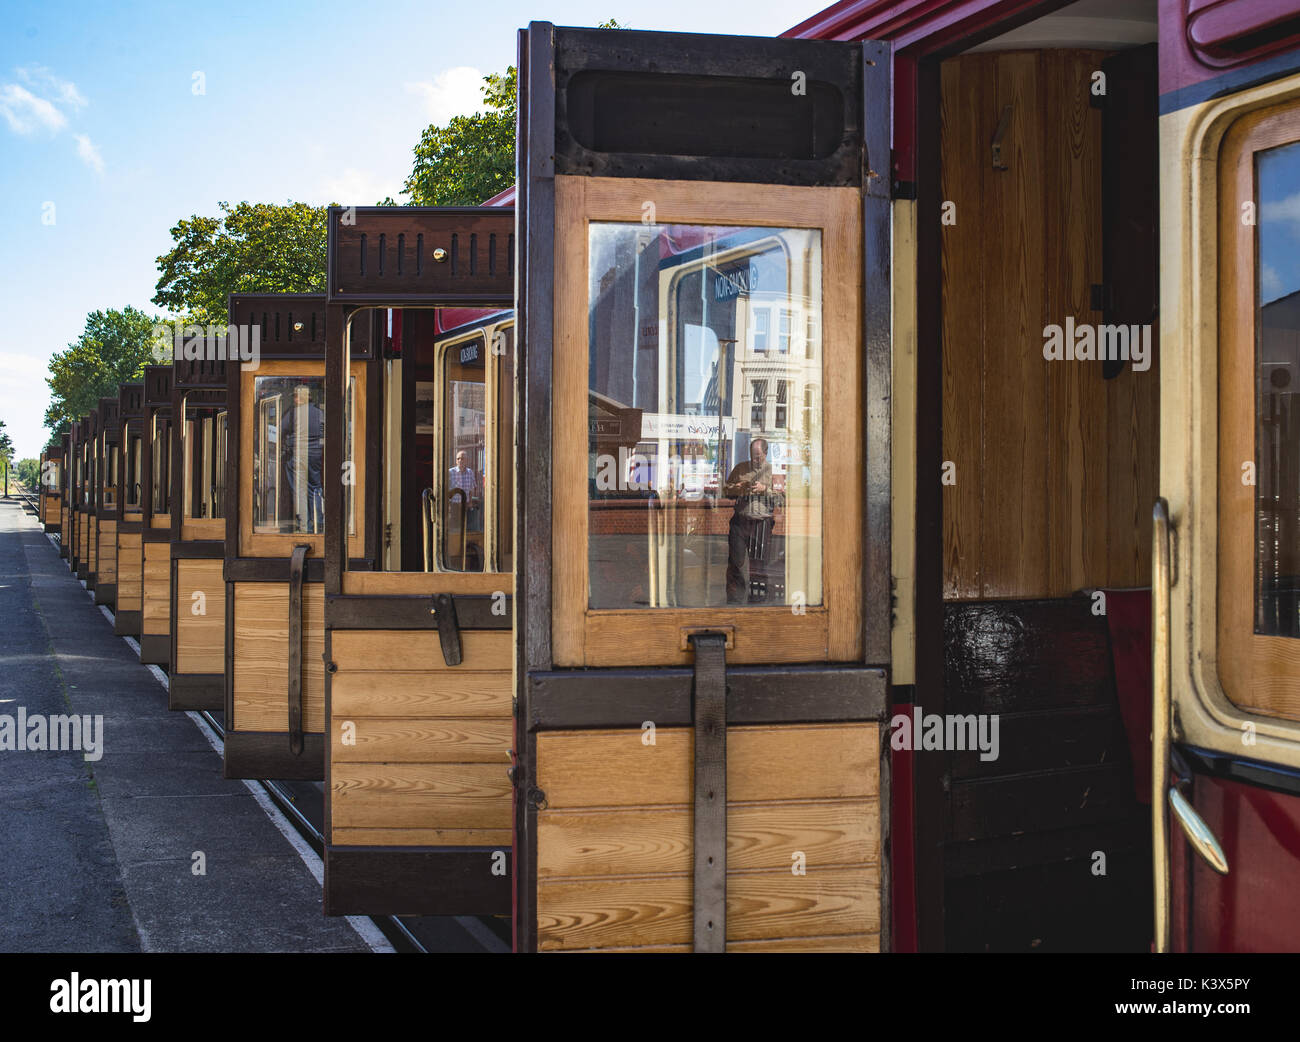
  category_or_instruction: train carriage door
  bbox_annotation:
[514,23,891,952]
[1156,6,1300,953]
[321,206,515,919]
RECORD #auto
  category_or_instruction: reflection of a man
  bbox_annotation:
[279,384,325,533]
[724,437,779,604]
[448,449,482,529]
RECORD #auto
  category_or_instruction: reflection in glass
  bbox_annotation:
[254,377,325,534]
[1256,141,1300,637]
[123,429,140,508]
[586,223,823,610]
[152,417,170,514]
[441,335,486,571]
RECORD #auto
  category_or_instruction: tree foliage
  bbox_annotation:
[153,200,328,326]
[44,308,163,434]
[16,458,39,491]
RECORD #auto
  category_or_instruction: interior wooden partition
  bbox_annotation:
[320,205,516,916]
[513,24,892,952]
[169,355,227,711]
[97,395,126,610]
[139,365,173,666]
[112,385,143,629]
[224,294,376,779]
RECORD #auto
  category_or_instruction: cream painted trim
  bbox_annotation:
[891,199,917,687]
[1161,74,1300,767]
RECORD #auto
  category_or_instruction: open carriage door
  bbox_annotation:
[321,206,515,917]
[1156,8,1300,953]
[515,23,891,952]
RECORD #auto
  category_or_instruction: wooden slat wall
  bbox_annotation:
[231,582,324,732]
[142,542,170,636]
[116,529,141,609]
[175,559,224,674]
[940,51,1158,600]
[535,722,881,952]
[329,630,513,847]
[97,519,117,583]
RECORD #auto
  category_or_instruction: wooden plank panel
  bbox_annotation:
[142,542,170,633]
[331,717,512,763]
[175,559,224,673]
[331,630,511,673]
[981,52,1048,598]
[538,867,878,950]
[538,798,878,878]
[232,582,324,732]
[330,827,512,847]
[940,53,988,600]
[330,763,512,829]
[538,724,878,808]
[331,671,510,718]
[727,932,879,952]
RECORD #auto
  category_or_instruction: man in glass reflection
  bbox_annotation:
[279,383,325,533]
[448,450,482,530]
[724,437,778,604]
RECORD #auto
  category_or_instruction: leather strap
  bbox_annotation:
[433,592,463,667]
[690,632,728,952]
[288,544,309,755]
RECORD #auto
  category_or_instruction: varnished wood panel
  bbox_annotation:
[175,559,224,673]
[535,722,880,950]
[180,518,223,541]
[98,520,118,582]
[331,764,513,829]
[331,630,511,672]
[115,530,140,607]
[330,827,512,847]
[142,541,170,635]
[940,51,1156,600]
[232,582,324,732]
[331,718,512,763]
[331,671,510,717]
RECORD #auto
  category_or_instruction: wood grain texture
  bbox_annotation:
[175,559,224,673]
[231,581,324,732]
[330,763,512,829]
[330,827,512,847]
[1217,102,1300,721]
[180,518,223,541]
[331,671,510,717]
[142,541,170,634]
[330,717,512,763]
[340,571,513,595]
[535,722,880,950]
[97,520,117,582]
[115,529,140,607]
[939,51,1156,600]
[330,629,511,672]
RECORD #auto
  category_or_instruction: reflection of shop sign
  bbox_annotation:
[714,263,759,301]
[640,413,735,441]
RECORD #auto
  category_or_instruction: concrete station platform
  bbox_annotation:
[0,500,388,953]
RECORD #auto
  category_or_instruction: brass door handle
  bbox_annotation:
[1169,787,1230,875]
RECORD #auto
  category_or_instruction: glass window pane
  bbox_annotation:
[1256,140,1300,637]
[441,337,486,571]
[496,325,515,573]
[152,417,170,514]
[124,431,140,508]
[253,376,325,534]
[587,222,823,609]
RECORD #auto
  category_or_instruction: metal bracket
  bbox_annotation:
[288,544,309,756]
[690,631,728,953]
[432,592,463,666]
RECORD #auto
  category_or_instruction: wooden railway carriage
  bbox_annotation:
[97,398,123,604]
[40,444,63,534]
[77,411,97,585]
[57,433,71,556]
[140,365,173,667]
[169,355,228,711]
[319,207,516,916]
[69,420,86,578]
[112,384,143,630]
[223,294,375,779]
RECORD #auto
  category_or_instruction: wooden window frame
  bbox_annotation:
[1218,99,1300,720]
[240,358,367,559]
[552,175,863,668]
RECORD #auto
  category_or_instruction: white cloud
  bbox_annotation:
[317,166,398,206]
[1263,264,1284,301]
[405,66,484,124]
[73,133,104,174]
[16,65,87,110]
[0,83,66,134]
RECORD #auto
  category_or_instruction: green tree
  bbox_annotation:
[153,200,329,326]
[16,458,40,491]
[44,308,163,434]
[402,22,624,206]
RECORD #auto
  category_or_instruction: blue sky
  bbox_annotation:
[0,0,824,459]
